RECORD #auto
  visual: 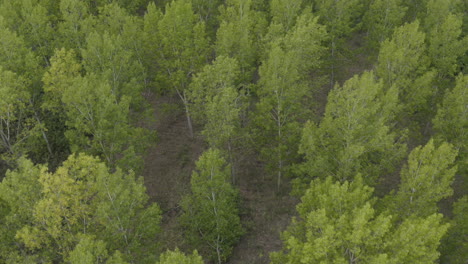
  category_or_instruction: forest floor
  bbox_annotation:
[141,35,382,264]
[141,93,299,263]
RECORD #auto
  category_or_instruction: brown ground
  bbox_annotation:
[141,93,298,263]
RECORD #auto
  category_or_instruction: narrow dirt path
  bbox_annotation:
[142,94,205,248]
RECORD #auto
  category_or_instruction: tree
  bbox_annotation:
[216,0,267,84]
[312,0,364,87]
[0,158,43,262]
[142,2,163,88]
[2,154,162,263]
[296,71,405,193]
[269,0,303,32]
[81,31,145,108]
[56,0,91,50]
[0,68,39,161]
[376,20,437,133]
[0,0,54,64]
[390,139,458,218]
[440,196,468,264]
[272,176,449,263]
[189,56,244,181]
[376,20,429,91]
[156,0,209,138]
[433,74,468,186]
[427,13,468,78]
[362,0,407,51]
[61,75,152,171]
[254,13,327,190]
[157,249,204,264]
[0,17,41,86]
[181,149,243,263]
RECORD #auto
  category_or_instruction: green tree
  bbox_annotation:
[0,17,41,86]
[156,0,209,138]
[0,158,43,262]
[157,249,203,264]
[0,68,39,160]
[67,236,137,264]
[362,0,407,51]
[181,149,243,263]
[272,176,449,263]
[440,196,468,264]
[433,74,468,186]
[255,13,327,190]
[216,0,267,84]
[390,139,458,218]
[376,20,429,91]
[427,13,468,78]
[191,0,223,37]
[81,31,145,107]
[296,71,405,193]
[0,0,54,64]
[376,20,437,132]
[189,56,244,181]
[142,2,163,88]
[312,0,364,87]
[269,0,303,31]
[10,154,162,263]
[56,0,91,50]
[61,75,152,171]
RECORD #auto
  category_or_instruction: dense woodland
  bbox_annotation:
[0,0,466,263]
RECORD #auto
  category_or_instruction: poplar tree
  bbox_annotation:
[156,0,209,138]
[216,0,267,84]
[391,139,458,218]
[157,249,204,264]
[272,176,449,263]
[181,149,243,263]
[0,154,162,263]
[255,13,327,190]
[297,71,405,193]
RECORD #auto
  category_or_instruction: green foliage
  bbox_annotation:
[56,0,91,50]
[189,56,243,148]
[313,0,364,39]
[269,0,303,31]
[156,249,204,264]
[216,0,268,83]
[0,17,41,86]
[427,13,468,78]
[391,139,458,218]
[433,74,468,185]
[181,149,243,263]
[3,154,162,263]
[440,196,468,263]
[376,20,429,89]
[0,0,54,62]
[297,71,405,192]
[81,31,145,107]
[255,13,327,189]
[0,68,40,160]
[0,158,43,262]
[376,20,437,131]
[362,0,407,51]
[156,0,209,92]
[62,75,152,171]
[272,176,449,263]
